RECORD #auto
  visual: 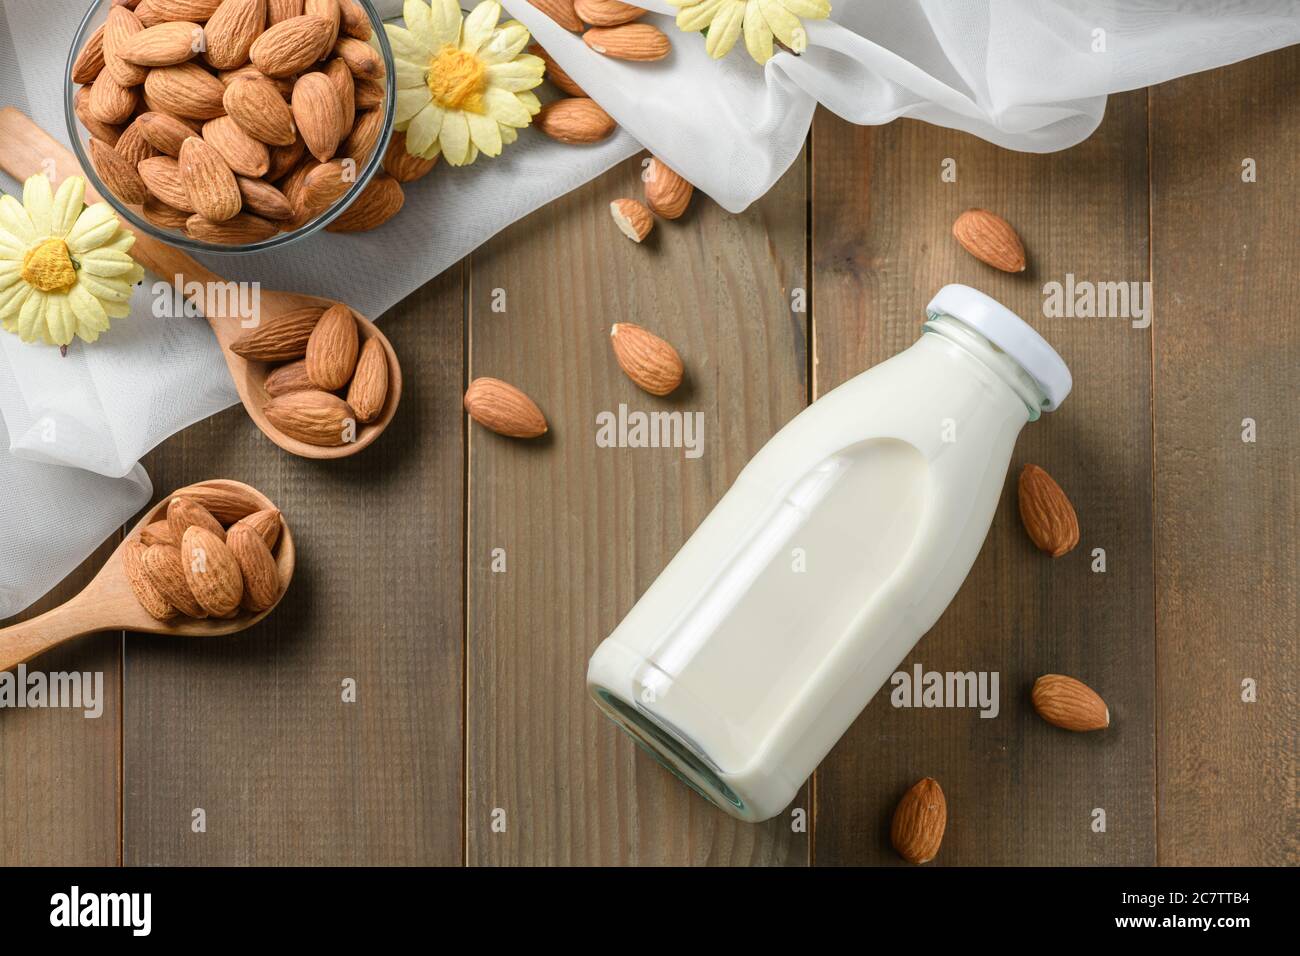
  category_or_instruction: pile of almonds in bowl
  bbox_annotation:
[124,479,288,621]
[230,300,390,446]
[68,0,407,248]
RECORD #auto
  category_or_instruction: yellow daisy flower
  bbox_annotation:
[386,0,545,166]
[670,0,831,65]
[0,174,143,348]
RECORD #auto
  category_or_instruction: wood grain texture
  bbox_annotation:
[0,544,121,865]
[465,154,810,864]
[810,94,1156,865]
[123,272,465,865]
[1149,47,1298,866]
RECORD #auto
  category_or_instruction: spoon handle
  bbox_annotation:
[0,107,224,290]
[0,598,104,673]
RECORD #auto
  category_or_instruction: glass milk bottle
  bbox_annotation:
[587,285,1072,822]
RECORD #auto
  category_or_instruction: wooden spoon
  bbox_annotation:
[0,480,294,673]
[0,107,401,460]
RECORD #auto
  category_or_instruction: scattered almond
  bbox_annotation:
[644,157,693,220]
[535,97,615,144]
[609,197,652,243]
[527,0,582,32]
[583,23,671,61]
[952,208,1027,273]
[529,44,585,97]
[382,132,437,183]
[610,323,683,396]
[464,377,548,439]
[1018,464,1079,557]
[891,778,947,864]
[574,0,645,27]
[1031,675,1109,732]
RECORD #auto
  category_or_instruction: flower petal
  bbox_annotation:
[677,0,726,32]
[743,0,774,63]
[68,282,110,339]
[403,0,434,47]
[759,0,802,47]
[478,23,530,65]
[387,23,432,65]
[23,175,54,238]
[77,248,139,278]
[460,1,500,55]
[779,0,830,20]
[706,1,746,58]
[395,86,433,125]
[65,202,119,253]
[486,55,545,92]
[439,109,472,165]
[74,272,132,303]
[51,176,86,238]
[482,86,534,127]
[465,110,502,157]
[394,54,429,90]
[429,0,463,47]
[0,194,36,245]
[405,102,444,156]
[18,289,47,343]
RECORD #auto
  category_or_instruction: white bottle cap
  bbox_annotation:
[926,284,1072,411]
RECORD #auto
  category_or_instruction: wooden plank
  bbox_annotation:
[466,154,810,864]
[810,94,1155,864]
[0,545,121,865]
[1149,47,1298,866]
[123,271,465,865]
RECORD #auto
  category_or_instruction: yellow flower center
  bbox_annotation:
[427,44,487,113]
[21,238,77,293]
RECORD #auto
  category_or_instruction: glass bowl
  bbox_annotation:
[64,0,395,255]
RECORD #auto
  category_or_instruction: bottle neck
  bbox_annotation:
[922,315,1050,421]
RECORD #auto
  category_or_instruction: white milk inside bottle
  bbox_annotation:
[587,285,1072,821]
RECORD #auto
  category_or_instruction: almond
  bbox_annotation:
[266,135,307,179]
[202,115,270,176]
[236,175,294,219]
[135,0,165,28]
[337,0,370,40]
[140,520,179,547]
[352,75,383,109]
[226,522,280,612]
[292,71,343,162]
[150,0,223,20]
[171,479,265,522]
[298,159,352,219]
[609,198,652,243]
[143,196,192,229]
[339,107,383,164]
[250,14,334,77]
[346,336,388,422]
[527,0,582,32]
[235,507,283,549]
[264,390,358,446]
[323,58,356,140]
[381,131,437,183]
[1018,464,1079,557]
[304,0,340,52]
[180,135,242,221]
[141,544,208,618]
[224,75,297,145]
[74,86,124,146]
[144,62,226,119]
[104,6,149,86]
[203,0,265,69]
[263,358,313,396]
[277,157,320,225]
[332,35,384,78]
[115,119,161,167]
[181,525,244,617]
[267,0,303,24]
[464,377,547,439]
[230,305,323,360]
[1031,675,1109,732]
[952,208,1026,272]
[117,18,203,66]
[534,97,615,144]
[124,538,178,621]
[305,302,359,390]
[72,24,108,84]
[583,24,671,61]
[610,323,683,396]
[167,495,226,543]
[89,137,149,204]
[891,778,946,864]
[220,63,293,98]
[644,156,693,220]
[139,155,197,211]
[528,44,585,97]
[574,0,645,27]
[137,110,199,156]
[87,74,139,124]
[325,174,403,232]
[186,211,278,243]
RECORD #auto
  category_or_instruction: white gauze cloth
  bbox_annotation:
[0,0,1295,616]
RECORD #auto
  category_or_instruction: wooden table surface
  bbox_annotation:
[2,47,1295,867]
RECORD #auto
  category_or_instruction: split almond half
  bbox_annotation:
[610,198,652,243]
